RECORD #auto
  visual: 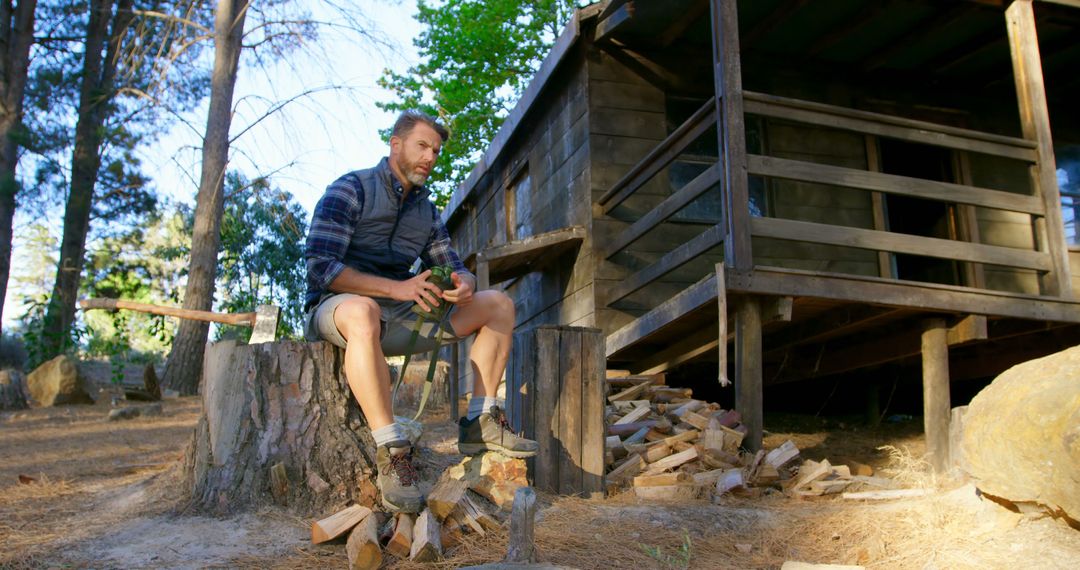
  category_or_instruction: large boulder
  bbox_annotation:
[961,345,1080,521]
[26,355,94,407]
[0,369,28,410]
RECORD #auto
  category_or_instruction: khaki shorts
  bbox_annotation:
[305,293,463,356]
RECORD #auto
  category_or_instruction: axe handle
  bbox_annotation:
[79,298,256,327]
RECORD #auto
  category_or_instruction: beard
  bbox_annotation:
[396,155,430,188]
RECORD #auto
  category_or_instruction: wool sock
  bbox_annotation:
[466,396,502,421]
[371,422,410,448]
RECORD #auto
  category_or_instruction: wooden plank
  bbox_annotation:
[953,152,987,289]
[747,155,1044,215]
[864,134,894,279]
[712,0,752,270]
[750,216,1051,271]
[605,272,718,357]
[479,226,586,285]
[632,326,722,375]
[534,327,561,492]
[311,505,372,545]
[1006,0,1073,298]
[602,163,721,259]
[922,319,951,474]
[594,1,634,43]
[744,93,1036,162]
[734,296,763,452]
[581,328,606,496]
[410,508,442,562]
[717,263,729,387]
[764,305,902,353]
[597,98,716,212]
[602,223,724,307]
[725,266,1080,323]
[558,329,584,495]
[346,513,382,570]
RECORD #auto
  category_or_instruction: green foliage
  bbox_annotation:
[214,172,308,342]
[640,530,693,570]
[378,0,581,206]
[20,293,85,371]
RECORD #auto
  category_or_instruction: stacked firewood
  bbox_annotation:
[604,374,895,501]
[311,453,522,568]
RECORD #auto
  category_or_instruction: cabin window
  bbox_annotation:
[507,167,532,241]
[665,97,767,223]
[1057,145,1080,246]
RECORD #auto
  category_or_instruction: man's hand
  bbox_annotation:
[391,269,444,313]
[441,271,475,306]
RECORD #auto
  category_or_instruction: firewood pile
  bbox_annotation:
[604,374,897,501]
[310,452,524,568]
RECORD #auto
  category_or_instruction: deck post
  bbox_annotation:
[710,0,752,271]
[734,295,763,451]
[921,318,951,473]
[1005,0,1072,299]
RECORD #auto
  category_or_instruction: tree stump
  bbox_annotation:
[183,340,377,515]
[0,369,28,410]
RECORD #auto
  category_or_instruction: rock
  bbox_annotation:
[0,369,28,410]
[107,403,164,421]
[27,355,93,407]
[446,452,529,509]
[961,345,1080,521]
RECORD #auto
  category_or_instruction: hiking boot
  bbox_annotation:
[375,441,424,513]
[458,405,539,458]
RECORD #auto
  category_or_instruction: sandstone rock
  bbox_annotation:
[961,345,1080,521]
[0,369,28,410]
[446,452,528,509]
[27,355,93,407]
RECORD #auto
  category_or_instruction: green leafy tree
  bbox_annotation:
[377,0,580,206]
[214,172,307,342]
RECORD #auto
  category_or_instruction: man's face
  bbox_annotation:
[390,122,442,189]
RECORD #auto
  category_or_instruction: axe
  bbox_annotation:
[78,298,281,344]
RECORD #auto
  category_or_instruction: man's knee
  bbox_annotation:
[482,290,514,319]
[335,296,382,341]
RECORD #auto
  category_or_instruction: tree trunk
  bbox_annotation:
[0,0,39,335]
[182,340,378,515]
[162,0,249,395]
[41,0,133,356]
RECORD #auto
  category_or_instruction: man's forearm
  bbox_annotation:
[327,267,401,299]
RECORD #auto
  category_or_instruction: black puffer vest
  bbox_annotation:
[344,158,437,282]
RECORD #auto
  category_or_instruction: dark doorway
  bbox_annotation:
[878,138,960,285]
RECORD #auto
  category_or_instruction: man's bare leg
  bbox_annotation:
[333,296,422,512]
[450,290,538,457]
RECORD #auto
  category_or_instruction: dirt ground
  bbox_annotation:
[1,368,1078,569]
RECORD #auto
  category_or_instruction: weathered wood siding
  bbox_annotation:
[589,49,722,336]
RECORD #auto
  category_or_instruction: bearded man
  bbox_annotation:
[304,110,538,513]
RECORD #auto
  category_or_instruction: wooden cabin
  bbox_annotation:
[441,0,1080,474]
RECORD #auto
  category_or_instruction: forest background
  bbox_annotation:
[1,0,582,394]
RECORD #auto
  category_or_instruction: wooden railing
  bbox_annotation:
[596,89,1056,310]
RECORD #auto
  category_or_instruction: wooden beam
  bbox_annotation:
[595,1,634,43]
[734,296,763,451]
[861,4,972,72]
[606,272,718,358]
[747,154,1045,214]
[601,163,721,259]
[864,135,894,279]
[597,98,716,213]
[764,305,904,354]
[725,266,1080,322]
[717,263,729,387]
[632,327,722,375]
[742,0,811,50]
[947,315,988,346]
[477,226,586,285]
[749,216,1052,271]
[921,318,951,474]
[1006,0,1074,298]
[711,0,752,271]
[801,1,895,59]
[602,224,724,307]
[743,92,1037,162]
[931,30,1008,74]
[658,0,709,47]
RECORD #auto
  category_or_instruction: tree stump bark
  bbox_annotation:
[183,340,377,515]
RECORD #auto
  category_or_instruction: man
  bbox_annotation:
[304,110,538,513]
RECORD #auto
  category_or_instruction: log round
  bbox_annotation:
[183,340,377,514]
[961,344,1080,521]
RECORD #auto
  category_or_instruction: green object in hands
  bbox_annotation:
[410,265,454,320]
[394,265,456,420]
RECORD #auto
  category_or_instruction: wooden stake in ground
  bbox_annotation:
[505,487,538,564]
[311,505,372,544]
[346,513,381,570]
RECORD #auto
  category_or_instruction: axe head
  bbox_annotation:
[249,305,280,344]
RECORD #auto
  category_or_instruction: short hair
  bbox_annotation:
[391,110,450,142]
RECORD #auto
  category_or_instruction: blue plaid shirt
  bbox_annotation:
[305,158,469,310]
